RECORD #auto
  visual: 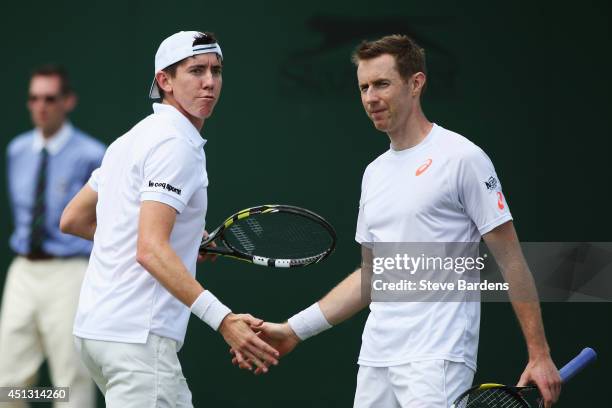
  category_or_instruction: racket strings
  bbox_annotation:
[229,225,256,252]
[458,388,526,408]
[225,212,333,259]
[246,218,264,237]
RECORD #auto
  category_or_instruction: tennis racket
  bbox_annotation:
[451,347,597,408]
[199,204,336,267]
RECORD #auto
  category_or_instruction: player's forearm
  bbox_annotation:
[60,184,98,240]
[288,268,368,341]
[504,257,550,357]
[78,222,96,241]
[495,250,550,357]
[483,222,551,358]
[137,233,234,332]
[136,238,204,307]
[511,300,550,358]
[319,268,369,325]
[60,219,96,240]
[499,262,551,357]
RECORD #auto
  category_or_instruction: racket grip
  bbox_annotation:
[559,347,597,383]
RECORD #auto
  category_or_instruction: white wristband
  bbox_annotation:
[190,290,232,331]
[287,303,332,341]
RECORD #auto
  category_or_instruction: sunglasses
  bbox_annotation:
[28,94,63,104]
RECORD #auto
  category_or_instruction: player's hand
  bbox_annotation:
[231,322,300,375]
[517,353,561,408]
[218,313,279,373]
[198,230,218,263]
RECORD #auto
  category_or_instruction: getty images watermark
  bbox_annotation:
[361,242,612,302]
[371,251,506,292]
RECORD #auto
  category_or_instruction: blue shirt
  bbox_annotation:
[7,122,106,256]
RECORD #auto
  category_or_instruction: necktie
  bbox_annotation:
[30,148,48,254]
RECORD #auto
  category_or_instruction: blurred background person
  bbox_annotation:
[0,64,105,407]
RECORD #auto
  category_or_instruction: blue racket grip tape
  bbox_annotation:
[559,347,597,383]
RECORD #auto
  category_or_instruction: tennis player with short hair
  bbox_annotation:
[61,31,279,406]
[233,35,561,408]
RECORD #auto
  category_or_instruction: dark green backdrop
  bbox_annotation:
[1,0,610,406]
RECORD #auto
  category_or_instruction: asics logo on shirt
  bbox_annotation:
[415,159,433,176]
[497,192,505,209]
[148,180,182,195]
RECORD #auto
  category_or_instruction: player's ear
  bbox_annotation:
[156,71,173,95]
[411,72,426,97]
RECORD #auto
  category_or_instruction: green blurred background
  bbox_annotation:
[1,0,610,406]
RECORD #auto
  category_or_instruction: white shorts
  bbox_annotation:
[74,334,193,408]
[353,360,474,408]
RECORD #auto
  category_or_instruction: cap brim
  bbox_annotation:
[149,77,160,99]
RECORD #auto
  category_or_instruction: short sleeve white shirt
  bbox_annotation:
[355,124,512,370]
[74,103,208,347]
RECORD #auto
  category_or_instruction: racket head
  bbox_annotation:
[452,383,535,408]
[200,204,337,267]
[453,347,598,408]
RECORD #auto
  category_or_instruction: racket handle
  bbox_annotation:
[559,347,597,383]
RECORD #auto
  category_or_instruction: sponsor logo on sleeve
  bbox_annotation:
[484,176,498,191]
[148,180,182,195]
[497,191,505,210]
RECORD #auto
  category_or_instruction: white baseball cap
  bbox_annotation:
[149,30,223,99]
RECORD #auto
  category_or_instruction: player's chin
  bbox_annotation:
[196,106,216,119]
[371,120,389,132]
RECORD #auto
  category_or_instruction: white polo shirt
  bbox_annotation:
[356,124,512,370]
[74,103,208,347]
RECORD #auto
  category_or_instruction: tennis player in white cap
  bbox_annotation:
[61,30,279,407]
